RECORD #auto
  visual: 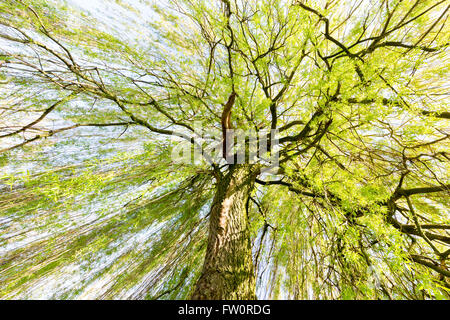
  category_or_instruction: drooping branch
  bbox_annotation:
[0,92,78,139]
[394,184,450,199]
[0,122,136,154]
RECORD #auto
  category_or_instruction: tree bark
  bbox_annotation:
[192,164,259,300]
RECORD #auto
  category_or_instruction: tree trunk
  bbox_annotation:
[192,164,259,300]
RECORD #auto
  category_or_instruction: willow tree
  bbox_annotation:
[0,0,449,300]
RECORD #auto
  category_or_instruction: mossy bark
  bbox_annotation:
[192,164,259,300]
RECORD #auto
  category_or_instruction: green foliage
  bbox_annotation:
[0,0,449,300]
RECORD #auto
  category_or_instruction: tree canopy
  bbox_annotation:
[0,0,449,299]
